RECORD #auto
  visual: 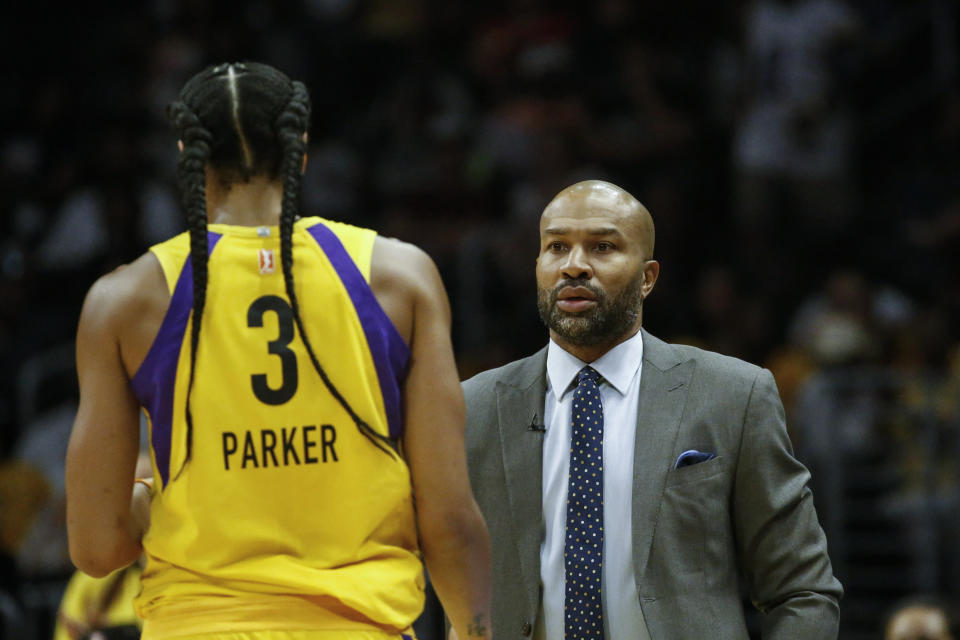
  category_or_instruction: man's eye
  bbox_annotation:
[596,242,614,251]
[549,242,565,251]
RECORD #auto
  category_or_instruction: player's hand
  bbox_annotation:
[130,479,153,541]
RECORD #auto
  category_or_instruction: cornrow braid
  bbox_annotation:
[274,82,397,457]
[168,99,213,475]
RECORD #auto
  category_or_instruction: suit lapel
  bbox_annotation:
[495,347,548,616]
[631,330,695,589]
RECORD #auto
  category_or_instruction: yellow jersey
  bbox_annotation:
[130,217,422,637]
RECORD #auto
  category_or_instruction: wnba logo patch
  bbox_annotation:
[258,249,276,274]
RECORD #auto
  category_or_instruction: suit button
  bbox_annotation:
[522,621,532,636]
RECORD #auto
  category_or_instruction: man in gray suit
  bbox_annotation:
[460,180,841,639]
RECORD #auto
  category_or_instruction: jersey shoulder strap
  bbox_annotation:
[148,232,191,295]
[300,217,376,281]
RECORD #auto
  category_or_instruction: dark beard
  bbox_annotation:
[537,275,644,347]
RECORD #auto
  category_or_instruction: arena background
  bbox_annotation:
[0,1,958,638]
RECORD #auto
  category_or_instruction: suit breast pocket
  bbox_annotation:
[664,454,728,488]
[654,456,732,583]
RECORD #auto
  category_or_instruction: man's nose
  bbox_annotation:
[560,246,592,280]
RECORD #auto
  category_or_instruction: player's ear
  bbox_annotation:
[177,140,184,153]
[301,132,308,175]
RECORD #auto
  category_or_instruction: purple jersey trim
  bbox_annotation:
[131,232,222,488]
[305,222,410,440]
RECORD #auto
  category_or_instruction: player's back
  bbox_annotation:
[130,217,422,637]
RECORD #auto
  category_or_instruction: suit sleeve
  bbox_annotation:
[732,368,843,639]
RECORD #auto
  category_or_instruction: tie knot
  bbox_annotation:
[577,366,601,387]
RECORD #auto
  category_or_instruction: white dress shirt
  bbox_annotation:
[535,330,650,640]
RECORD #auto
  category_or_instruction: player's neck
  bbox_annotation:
[206,173,283,227]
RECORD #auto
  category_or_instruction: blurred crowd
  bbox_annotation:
[0,0,958,637]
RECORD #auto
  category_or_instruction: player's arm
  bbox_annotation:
[65,270,148,577]
[374,239,492,640]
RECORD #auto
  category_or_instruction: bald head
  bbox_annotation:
[536,179,661,361]
[543,180,655,259]
[886,605,953,640]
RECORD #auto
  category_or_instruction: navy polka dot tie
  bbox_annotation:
[565,366,604,639]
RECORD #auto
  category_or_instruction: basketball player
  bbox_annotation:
[65,62,491,640]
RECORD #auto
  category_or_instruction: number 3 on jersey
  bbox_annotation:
[248,295,298,405]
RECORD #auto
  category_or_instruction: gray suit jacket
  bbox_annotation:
[462,329,842,639]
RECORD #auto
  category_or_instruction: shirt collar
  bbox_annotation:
[546,329,645,400]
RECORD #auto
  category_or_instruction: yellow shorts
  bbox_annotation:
[140,632,415,640]
[138,594,419,640]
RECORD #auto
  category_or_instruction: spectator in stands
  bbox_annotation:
[885,599,954,640]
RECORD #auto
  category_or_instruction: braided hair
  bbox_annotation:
[167,62,394,478]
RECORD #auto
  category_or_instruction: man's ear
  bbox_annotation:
[177,140,184,153]
[641,260,660,298]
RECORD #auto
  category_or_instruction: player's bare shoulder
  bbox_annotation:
[83,251,166,318]
[370,235,449,345]
[78,251,169,375]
